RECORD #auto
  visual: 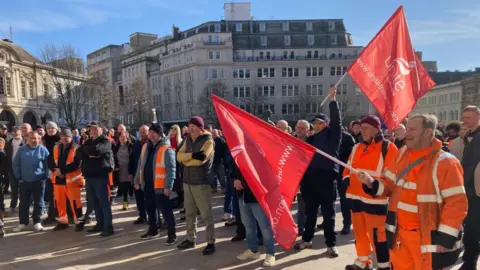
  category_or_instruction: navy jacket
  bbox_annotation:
[128,140,147,176]
[306,101,342,173]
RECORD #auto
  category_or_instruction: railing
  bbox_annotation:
[203,41,226,46]
[233,54,357,62]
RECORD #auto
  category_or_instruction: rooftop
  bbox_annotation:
[0,39,41,63]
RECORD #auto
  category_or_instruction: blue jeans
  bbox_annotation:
[237,198,275,255]
[19,180,45,225]
[223,168,234,214]
[86,176,113,232]
[156,194,176,237]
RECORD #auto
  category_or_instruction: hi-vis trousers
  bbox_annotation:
[351,211,390,270]
[390,227,425,270]
[54,185,83,224]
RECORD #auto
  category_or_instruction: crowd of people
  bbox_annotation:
[0,86,478,269]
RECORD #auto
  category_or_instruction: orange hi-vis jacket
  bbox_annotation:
[364,139,468,269]
[51,143,85,187]
[136,143,169,191]
[343,136,399,215]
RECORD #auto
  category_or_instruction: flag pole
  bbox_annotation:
[320,72,348,106]
[314,148,358,174]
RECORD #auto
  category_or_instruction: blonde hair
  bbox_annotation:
[169,125,183,145]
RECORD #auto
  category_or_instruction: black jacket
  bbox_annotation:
[81,135,114,178]
[462,126,480,194]
[339,130,355,176]
[306,101,342,173]
[128,140,147,176]
[5,138,24,174]
[43,133,61,171]
[213,137,226,165]
[48,143,82,185]
[231,162,257,204]
[394,138,406,149]
[0,150,8,179]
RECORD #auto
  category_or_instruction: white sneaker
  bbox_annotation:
[222,213,232,221]
[13,224,27,232]
[327,246,339,258]
[34,223,44,232]
[237,249,260,260]
[263,254,276,267]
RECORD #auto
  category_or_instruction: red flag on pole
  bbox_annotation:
[347,6,435,130]
[212,95,315,249]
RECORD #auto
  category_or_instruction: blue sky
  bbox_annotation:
[1,0,479,71]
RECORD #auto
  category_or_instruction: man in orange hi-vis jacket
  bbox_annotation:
[50,128,84,231]
[343,115,398,270]
[358,114,468,270]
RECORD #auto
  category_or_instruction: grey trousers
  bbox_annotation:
[184,183,215,244]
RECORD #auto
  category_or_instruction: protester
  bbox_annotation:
[118,124,136,143]
[43,121,61,223]
[0,138,8,220]
[81,122,114,237]
[50,129,84,231]
[337,126,355,235]
[444,121,461,148]
[20,123,32,143]
[12,131,49,232]
[343,115,398,270]
[129,125,149,225]
[134,123,177,244]
[177,116,216,255]
[79,128,88,145]
[232,161,276,267]
[72,129,80,144]
[449,122,468,161]
[169,125,184,210]
[114,131,133,211]
[350,120,362,143]
[360,114,467,270]
[0,124,8,141]
[5,126,24,212]
[181,126,188,138]
[211,129,227,195]
[460,105,480,270]
[295,86,340,258]
[393,124,406,149]
[276,120,289,133]
[36,126,46,138]
[294,120,309,235]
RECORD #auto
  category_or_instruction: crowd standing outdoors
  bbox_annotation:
[0,86,478,269]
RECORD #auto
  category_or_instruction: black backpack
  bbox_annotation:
[381,140,389,160]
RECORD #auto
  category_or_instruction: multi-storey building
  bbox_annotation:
[410,81,463,122]
[461,74,480,110]
[0,39,92,129]
[111,4,370,128]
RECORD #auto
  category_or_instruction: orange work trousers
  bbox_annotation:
[54,185,82,224]
[390,227,426,270]
[351,211,390,269]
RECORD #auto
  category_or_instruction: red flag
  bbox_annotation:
[212,95,315,249]
[347,6,435,130]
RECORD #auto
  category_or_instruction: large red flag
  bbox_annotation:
[212,95,315,249]
[347,6,435,130]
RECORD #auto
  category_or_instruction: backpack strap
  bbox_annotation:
[381,140,389,161]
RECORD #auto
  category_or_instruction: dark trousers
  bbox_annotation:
[19,181,45,225]
[135,189,146,220]
[336,175,351,227]
[118,182,132,202]
[86,176,113,232]
[0,175,5,210]
[44,179,56,219]
[144,179,157,233]
[173,161,184,207]
[9,173,19,209]
[301,171,337,247]
[156,194,176,237]
[234,191,262,239]
[1,174,8,194]
[83,181,94,220]
[224,168,234,214]
[463,193,480,267]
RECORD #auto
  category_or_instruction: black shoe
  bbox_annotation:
[177,239,196,250]
[0,227,4,238]
[75,223,85,232]
[231,234,245,242]
[53,223,69,231]
[134,217,147,225]
[43,218,56,225]
[345,264,370,270]
[459,263,477,270]
[317,223,324,229]
[165,235,177,245]
[180,216,186,221]
[99,230,114,237]
[341,226,351,235]
[140,231,159,240]
[180,209,186,214]
[86,225,103,233]
[202,243,216,255]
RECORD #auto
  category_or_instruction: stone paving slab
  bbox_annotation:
[0,193,473,269]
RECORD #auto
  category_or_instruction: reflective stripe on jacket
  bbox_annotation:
[366,139,467,269]
[51,144,84,187]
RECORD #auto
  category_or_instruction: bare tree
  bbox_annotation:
[41,44,91,129]
[296,86,310,120]
[88,72,118,126]
[246,80,262,117]
[198,80,228,127]
[128,77,149,125]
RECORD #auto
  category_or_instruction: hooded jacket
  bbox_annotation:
[81,135,114,178]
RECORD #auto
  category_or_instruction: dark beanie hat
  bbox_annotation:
[60,128,73,138]
[188,116,205,129]
[149,123,164,135]
[360,115,381,130]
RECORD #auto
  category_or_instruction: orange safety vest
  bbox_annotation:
[138,144,169,190]
[51,143,85,187]
[375,139,467,269]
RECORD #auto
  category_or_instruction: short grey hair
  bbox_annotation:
[296,120,309,129]
[410,114,438,131]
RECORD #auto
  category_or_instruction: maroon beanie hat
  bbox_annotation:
[188,116,205,129]
[360,115,381,130]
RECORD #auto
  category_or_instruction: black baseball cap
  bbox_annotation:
[0,124,7,130]
[311,114,330,123]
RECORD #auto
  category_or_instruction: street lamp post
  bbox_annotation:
[152,108,157,123]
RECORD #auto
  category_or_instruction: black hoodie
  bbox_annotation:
[81,135,114,178]
[44,133,61,170]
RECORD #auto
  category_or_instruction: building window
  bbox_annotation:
[214,23,221,33]
[328,21,335,31]
[308,35,314,46]
[188,89,193,101]
[215,51,221,60]
[21,80,26,98]
[282,103,299,115]
[211,69,218,79]
[281,85,299,97]
[236,23,242,32]
[306,84,324,96]
[306,67,324,77]
[336,84,348,95]
[5,77,11,96]
[257,85,275,97]
[208,51,214,60]
[178,107,182,118]
[284,35,291,46]
[257,68,275,78]
[282,22,289,31]
[233,86,251,98]
[290,51,295,59]
[283,51,288,60]
[29,81,34,98]
[233,68,251,79]
[259,22,266,32]
[260,36,267,46]
[306,22,313,31]
[331,66,347,76]
[330,34,337,45]
[257,104,275,115]
[0,77,4,95]
[238,104,251,113]
[282,67,299,78]
[266,52,271,59]
[306,103,322,114]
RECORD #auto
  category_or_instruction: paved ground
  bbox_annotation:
[0,192,473,270]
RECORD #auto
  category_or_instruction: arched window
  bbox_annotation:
[450,110,454,120]
[455,110,459,120]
